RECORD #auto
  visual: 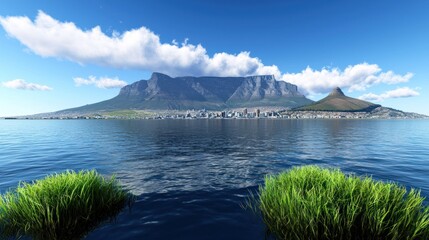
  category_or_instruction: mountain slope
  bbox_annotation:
[296,87,380,112]
[59,73,313,113]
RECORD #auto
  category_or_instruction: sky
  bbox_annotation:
[0,0,428,116]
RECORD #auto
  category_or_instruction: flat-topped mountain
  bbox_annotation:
[296,87,380,112]
[60,73,313,113]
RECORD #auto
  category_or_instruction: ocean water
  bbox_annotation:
[1,119,428,239]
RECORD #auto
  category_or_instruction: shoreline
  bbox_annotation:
[2,107,427,120]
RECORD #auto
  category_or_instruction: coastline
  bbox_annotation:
[2,106,427,120]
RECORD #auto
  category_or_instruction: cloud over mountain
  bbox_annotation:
[358,87,420,101]
[0,11,416,98]
[281,63,413,95]
[2,79,52,91]
[0,11,280,78]
[74,76,127,89]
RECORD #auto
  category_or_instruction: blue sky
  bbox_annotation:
[0,0,428,116]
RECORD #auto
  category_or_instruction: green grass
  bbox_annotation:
[102,109,155,118]
[0,170,133,240]
[253,165,429,240]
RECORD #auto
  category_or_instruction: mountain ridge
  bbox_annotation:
[295,87,380,112]
[14,82,427,119]
[58,72,313,113]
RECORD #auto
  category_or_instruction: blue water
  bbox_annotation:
[1,119,429,239]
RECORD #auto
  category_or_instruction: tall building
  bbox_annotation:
[256,109,260,118]
[243,108,248,115]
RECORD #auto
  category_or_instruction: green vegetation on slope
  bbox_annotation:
[226,96,313,109]
[297,87,380,112]
[102,109,156,118]
[255,166,429,240]
[0,170,133,240]
[298,95,379,111]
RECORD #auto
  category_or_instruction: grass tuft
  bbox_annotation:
[0,170,133,240]
[254,165,429,240]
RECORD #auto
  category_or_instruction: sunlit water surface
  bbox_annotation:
[1,119,428,239]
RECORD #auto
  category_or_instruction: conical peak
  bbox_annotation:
[329,87,345,97]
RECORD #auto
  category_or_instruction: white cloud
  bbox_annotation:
[0,11,281,78]
[358,87,420,102]
[0,11,415,96]
[2,79,52,91]
[73,76,127,89]
[280,63,413,95]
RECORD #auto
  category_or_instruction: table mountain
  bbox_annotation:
[60,72,313,113]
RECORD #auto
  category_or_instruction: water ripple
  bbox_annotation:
[0,119,428,239]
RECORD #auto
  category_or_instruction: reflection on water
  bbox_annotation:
[88,187,265,240]
[1,119,428,239]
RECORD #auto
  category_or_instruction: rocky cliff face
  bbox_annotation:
[63,72,313,112]
[227,75,300,102]
[328,87,345,97]
[118,81,148,97]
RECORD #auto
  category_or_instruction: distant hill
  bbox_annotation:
[58,72,313,114]
[296,87,380,112]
